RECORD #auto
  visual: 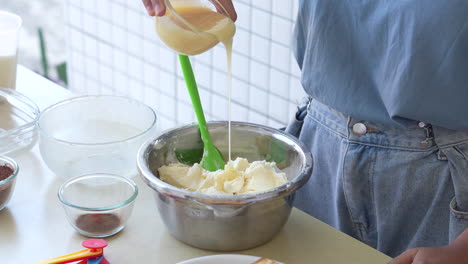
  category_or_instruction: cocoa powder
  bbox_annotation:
[75,213,121,235]
[0,164,15,207]
[0,165,13,181]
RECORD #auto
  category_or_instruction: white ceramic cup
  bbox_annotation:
[0,11,22,89]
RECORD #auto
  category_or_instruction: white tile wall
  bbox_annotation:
[64,0,307,133]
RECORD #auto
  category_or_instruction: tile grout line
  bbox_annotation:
[265,1,273,125]
[66,21,300,79]
[67,23,297,102]
[66,0,299,129]
[69,66,286,125]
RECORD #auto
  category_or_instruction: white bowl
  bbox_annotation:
[177,254,283,264]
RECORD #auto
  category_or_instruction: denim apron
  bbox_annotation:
[286,98,468,257]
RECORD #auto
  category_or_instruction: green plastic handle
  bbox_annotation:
[178,54,225,171]
[178,55,211,144]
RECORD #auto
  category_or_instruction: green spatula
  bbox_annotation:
[178,54,225,172]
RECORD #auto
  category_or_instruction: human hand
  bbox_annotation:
[389,229,468,264]
[142,0,237,21]
[388,245,468,264]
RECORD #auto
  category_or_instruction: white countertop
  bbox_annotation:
[0,66,392,264]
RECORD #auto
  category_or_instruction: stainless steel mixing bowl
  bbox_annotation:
[137,121,313,251]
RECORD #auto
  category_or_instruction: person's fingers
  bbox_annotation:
[147,0,233,19]
[212,0,237,21]
[388,248,419,264]
[151,0,166,16]
[142,0,155,16]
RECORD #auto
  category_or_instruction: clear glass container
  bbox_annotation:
[0,10,22,89]
[0,87,40,155]
[37,95,157,180]
[58,173,138,238]
[0,155,19,211]
[155,0,236,55]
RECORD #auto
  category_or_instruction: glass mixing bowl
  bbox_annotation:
[0,87,40,155]
[37,95,157,180]
[58,173,138,238]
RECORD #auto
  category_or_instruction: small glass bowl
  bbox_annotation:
[0,155,19,211]
[58,173,138,238]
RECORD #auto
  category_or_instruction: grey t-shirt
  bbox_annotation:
[293,0,468,130]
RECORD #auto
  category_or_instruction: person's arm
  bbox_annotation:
[389,228,468,264]
[141,0,237,21]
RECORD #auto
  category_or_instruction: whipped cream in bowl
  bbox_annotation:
[159,157,287,195]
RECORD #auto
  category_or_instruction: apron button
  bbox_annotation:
[353,123,367,136]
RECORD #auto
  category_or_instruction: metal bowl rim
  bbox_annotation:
[137,121,313,205]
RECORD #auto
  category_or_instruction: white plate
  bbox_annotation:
[177,254,279,264]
